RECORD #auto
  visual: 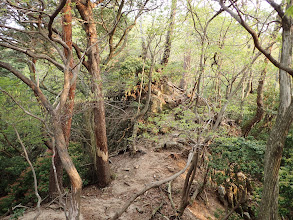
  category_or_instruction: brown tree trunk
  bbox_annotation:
[49,0,76,198]
[241,58,268,137]
[52,116,82,220]
[75,0,111,187]
[161,0,177,66]
[179,47,191,90]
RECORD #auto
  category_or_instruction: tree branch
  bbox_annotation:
[0,42,65,70]
[0,88,45,123]
[265,0,286,21]
[48,0,67,40]
[0,61,53,113]
[218,0,293,76]
[14,126,42,220]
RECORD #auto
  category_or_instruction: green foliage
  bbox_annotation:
[1,154,50,214]
[119,57,145,77]
[210,135,293,218]
[10,207,25,220]
[67,142,92,186]
[279,134,293,219]
[0,141,92,216]
[104,56,150,100]
[137,110,173,141]
[0,156,27,197]
[285,5,293,18]
[209,137,266,182]
[137,106,211,142]
[161,62,185,83]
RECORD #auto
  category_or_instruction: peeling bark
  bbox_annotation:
[53,117,82,220]
[75,0,111,187]
[50,0,77,199]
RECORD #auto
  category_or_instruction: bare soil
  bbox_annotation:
[4,139,225,220]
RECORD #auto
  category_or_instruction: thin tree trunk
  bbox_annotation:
[179,47,191,90]
[278,31,292,115]
[213,51,262,130]
[49,152,63,198]
[178,150,199,216]
[132,58,154,153]
[140,19,147,60]
[161,0,177,66]
[241,57,268,137]
[75,0,111,187]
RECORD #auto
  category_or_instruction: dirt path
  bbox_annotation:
[9,142,224,220]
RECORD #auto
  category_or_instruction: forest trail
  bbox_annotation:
[13,139,224,220]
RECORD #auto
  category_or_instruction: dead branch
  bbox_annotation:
[167,181,176,210]
[0,88,45,123]
[14,126,42,220]
[151,201,165,219]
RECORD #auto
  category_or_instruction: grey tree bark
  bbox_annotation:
[161,0,177,66]
[258,1,293,218]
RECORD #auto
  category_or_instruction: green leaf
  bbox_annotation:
[285,5,293,18]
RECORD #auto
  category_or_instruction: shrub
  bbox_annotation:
[209,137,266,181]
[0,142,92,216]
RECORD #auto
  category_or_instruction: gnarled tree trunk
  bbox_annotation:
[52,116,82,220]
[49,0,76,198]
